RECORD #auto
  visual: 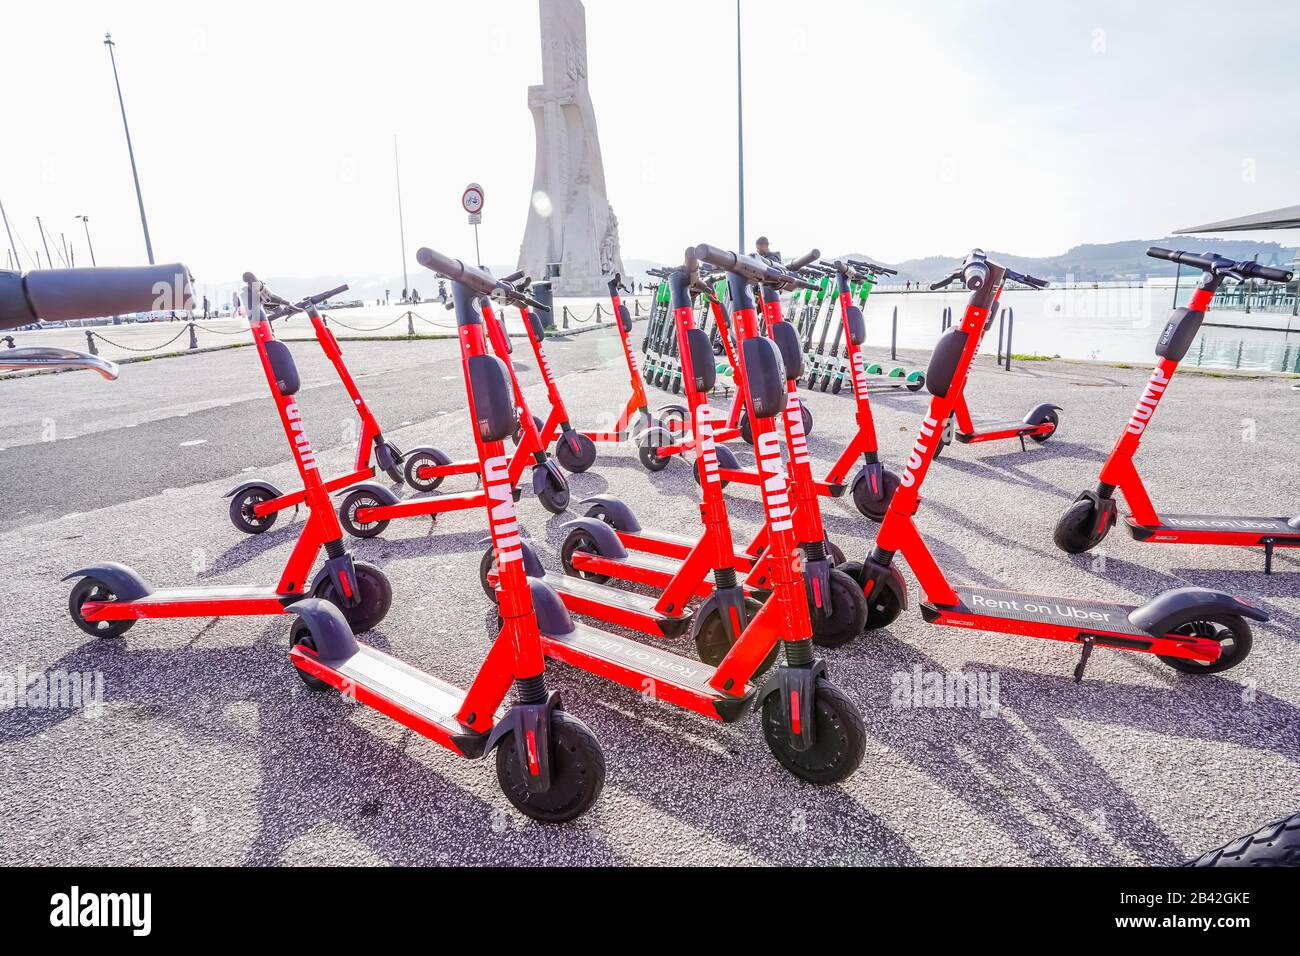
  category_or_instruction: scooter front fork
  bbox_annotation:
[756,641,825,753]
[486,677,561,794]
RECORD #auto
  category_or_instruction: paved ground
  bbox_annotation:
[0,320,1296,865]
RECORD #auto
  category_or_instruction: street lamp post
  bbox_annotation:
[736,0,745,253]
[76,215,97,266]
[104,33,155,265]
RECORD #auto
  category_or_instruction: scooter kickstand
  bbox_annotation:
[1073,636,1095,683]
[1263,538,1274,575]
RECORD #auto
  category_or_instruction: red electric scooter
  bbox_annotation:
[1055,246,1297,572]
[223,286,408,534]
[853,251,1265,681]
[490,247,865,783]
[335,278,571,537]
[286,249,605,821]
[67,276,392,636]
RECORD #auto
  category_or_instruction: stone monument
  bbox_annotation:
[517,0,625,295]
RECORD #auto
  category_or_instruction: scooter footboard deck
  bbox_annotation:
[957,421,1048,443]
[541,623,747,721]
[292,643,477,749]
[1126,514,1300,545]
[86,585,290,620]
[547,574,689,636]
[923,586,1148,640]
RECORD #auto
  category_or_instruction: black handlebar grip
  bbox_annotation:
[1145,246,1175,263]
[416,247,469,281]
[928,275,955,292]
[693,244,738,272]
[787,249,821,272]
[311,284,349,305]
[501,270,526,284]
[21,263,193,324]
[1243,262,1294,283]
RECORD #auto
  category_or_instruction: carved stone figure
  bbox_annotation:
[518,0,625,295]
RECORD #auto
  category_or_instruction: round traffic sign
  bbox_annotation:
[462,183,484,215]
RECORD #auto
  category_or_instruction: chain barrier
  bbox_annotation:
[88,325,191,353]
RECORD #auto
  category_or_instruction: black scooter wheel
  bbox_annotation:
[495,711,605,823]
[739,411,753,445]
[800,404,813,437]
[338,489,390,539]
[761,678,865,785]
[289,620,333,692]
[830,376,843,394]
[840,560,905,630]
[1029,409,1059,444]
[402,447,451,493]
[378,441,405,484]
[537,469,570,514]
[639,441,671,472]
[825,539,846,566]
[1186,811,1300,867]
[694,444,738,489]
[932,414,955,460]
[479,545,500,602]
[229,486,278,535]
[1054,495,1109,553]
[68,576,135,639]
[561,528,610,583]
[1159,614,1253,675]
[555,432,597,474]
[313,561,392,633]
[512,414,545,447]
[851,468,900,522]
[693,597,777,672]
[810,569,868,648]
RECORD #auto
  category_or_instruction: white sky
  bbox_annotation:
[2,0,1299,284]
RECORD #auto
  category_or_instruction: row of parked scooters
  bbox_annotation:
[45,239,1296,823]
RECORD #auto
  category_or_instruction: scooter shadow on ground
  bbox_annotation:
[829,628,1300,864]
[1170,566,1300,641]
[198,523,303,579]
[0,632,624,864]
[934,442,1104,501]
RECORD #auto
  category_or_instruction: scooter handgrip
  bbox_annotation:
[22,263,192,323]
[500,270,526,284]
[1242,262,1294,283]
[416,247,468,281]
[693,244,738,272]
[309,284,349,305]
[1145,246,1176,263]
[786,249,821,271]
[929,274,957,291]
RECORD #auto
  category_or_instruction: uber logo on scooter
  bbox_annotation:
[284,402,318,470]
[49,886,151,937]
[484,455,522,564]
[695,405,721,483]
[969,592,1120,624]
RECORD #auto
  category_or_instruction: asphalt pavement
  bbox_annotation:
[1,322,1297,865]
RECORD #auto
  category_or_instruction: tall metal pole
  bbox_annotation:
[736,0,745,253]
[36,217,53,269]
[77,215,97,266]
[0,199,20,270]
[104,34,155,265]
[393,135,409,300]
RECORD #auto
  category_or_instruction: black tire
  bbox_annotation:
[229,486,278,535]
[761,678,865,785]
[830,376,843,394]
[654,404,689,437]
[495,711,605,823]
[693,597,777,673]
[810,568,868,648]
[906,374,926,392]
[402,447,451,493]
[801,404,813,437]
[1054,495,1109,553]
[825,539,846,566]
[555,432,597,474]
[512,414,546,447]
[561,528,610,583]
[479,545,500,602]
[1186,812,1300,867]
[289,619,334,692]
[739,411,753,445]
[840,560,905,630]
[933,414,955,460]
[338,489,390,539]
[378,442,405,484]
[851,468,900,522]
[694,444,739,489]
[313,561,392,633]
[1158,614,1253,674]
[637,427,672,472]
[537,468,570,515]
[68,576,135,639]
[1029,408,1059,444]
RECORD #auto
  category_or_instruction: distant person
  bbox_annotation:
[906,280,911,291]
[412,288,420,304]
[437,280,447,302]
[202,296,210,319]
[755,235,779,262]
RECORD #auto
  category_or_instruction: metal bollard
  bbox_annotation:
[891,306,898,360]
[85,330,98,355]
[407,311,415,337]
[996,309,1005,365]
[1004,309,1014,370]
[562,306,570,330]
[188,322,198,350]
